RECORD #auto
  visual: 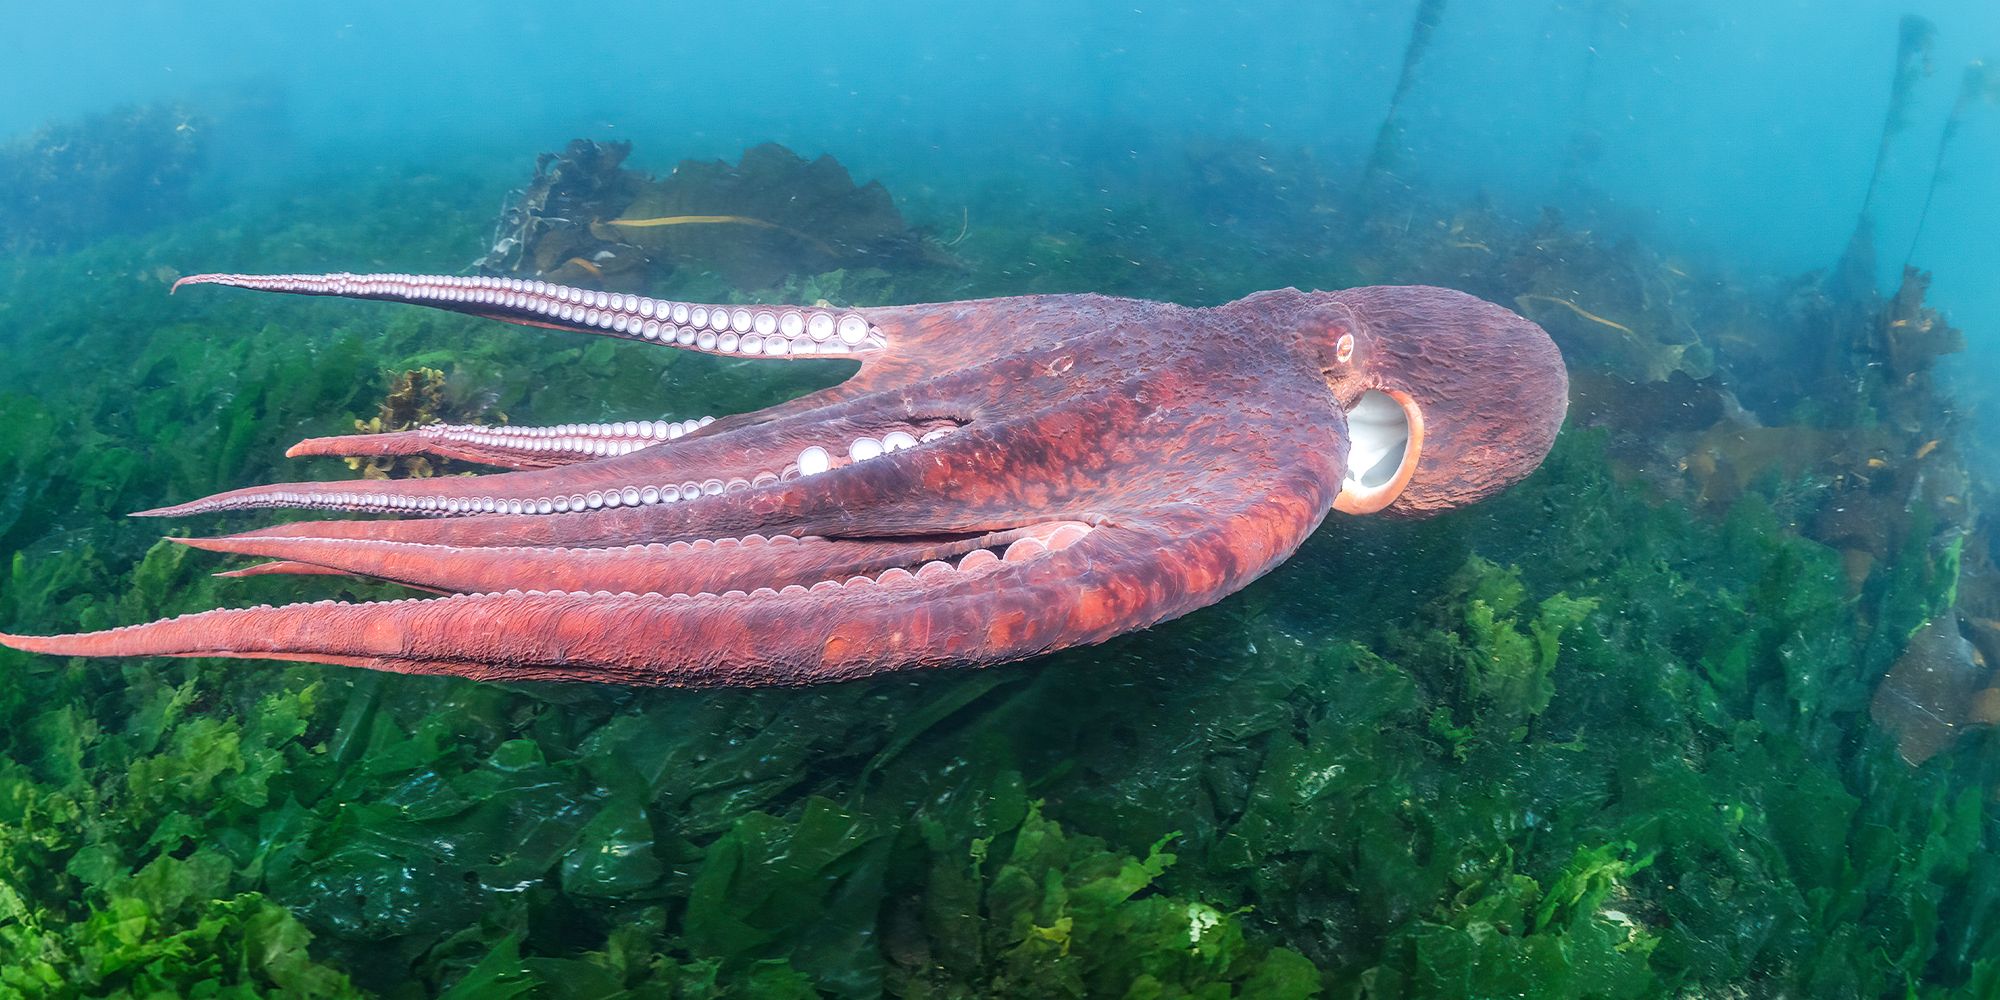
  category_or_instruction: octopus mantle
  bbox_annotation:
[2,271,1568,685]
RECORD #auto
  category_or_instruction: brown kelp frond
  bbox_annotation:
[1903,59,2000,270]
[1884,14,1940,139]
[333,368,499,481]
[1870,614,1990,765]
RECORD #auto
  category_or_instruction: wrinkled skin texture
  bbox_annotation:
[1,272,1568,685]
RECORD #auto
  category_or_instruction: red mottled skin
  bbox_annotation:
[0,271,1568,685]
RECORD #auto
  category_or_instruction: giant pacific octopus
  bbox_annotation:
[1,271,1569,685]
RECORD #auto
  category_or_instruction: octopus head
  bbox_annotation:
[1241,285,1570,518]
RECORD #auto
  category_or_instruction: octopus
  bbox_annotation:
[0,271,1568,685]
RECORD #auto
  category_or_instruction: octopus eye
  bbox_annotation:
[1335,332,1355,364]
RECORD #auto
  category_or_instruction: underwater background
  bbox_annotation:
[4,0,2000,996]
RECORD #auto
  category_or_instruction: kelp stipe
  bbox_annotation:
[1903,59,2000,271]
[1361,0,1450,195]
[1833,13,1937,296]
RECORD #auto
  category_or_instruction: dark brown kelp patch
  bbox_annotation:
[474,140,952,293]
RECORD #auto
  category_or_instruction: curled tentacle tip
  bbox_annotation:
[211,560,341,580]
[286,433,409,458]
[282,434,366,458]
[213,566,282,579]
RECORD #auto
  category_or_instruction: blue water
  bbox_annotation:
[6,2,2000,996]
[11,1,1999,321]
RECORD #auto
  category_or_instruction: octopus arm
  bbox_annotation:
[281,417,731,471]
[166,526,1089,598]
[173,271,891,359]
[0,483,1333,685]
[173,272,1140,382]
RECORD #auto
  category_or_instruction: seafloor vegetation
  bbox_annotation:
[0,127,1997,1000]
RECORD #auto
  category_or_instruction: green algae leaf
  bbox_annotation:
[273,733,602,955]
[0,877,363,999]
[736,960,825,999]
[1395,891,1655,1000]
[888,789,1319,999]
[1532,842,1656,933]
[1239,949,1323,999]
[64,843,123,890]
[124,713,248,809]
[684,795,891,994]
[1419,557,1599,731]
[560,793,664,897]
[435,932,533,1000]
[240,901,368,999]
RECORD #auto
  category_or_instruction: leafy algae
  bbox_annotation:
[0,159,1995,999]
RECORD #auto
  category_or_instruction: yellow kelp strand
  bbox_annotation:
[1516,294,1638,338]
[598,215,841,258]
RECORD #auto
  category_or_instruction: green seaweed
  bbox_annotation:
[0,157,1995,1000]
